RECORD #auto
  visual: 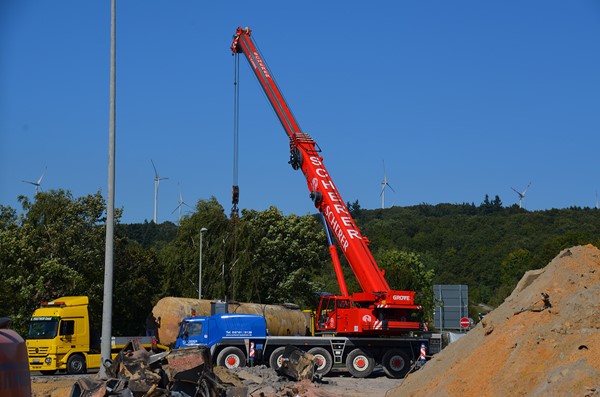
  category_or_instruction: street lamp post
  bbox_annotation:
[199,228,207,299]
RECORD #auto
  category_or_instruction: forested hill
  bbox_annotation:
[118,220,178,249]
[350,202,600,306]
[3,191,598,336]
[121,200,600,308]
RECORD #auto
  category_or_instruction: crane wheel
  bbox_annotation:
[345,348,375,378]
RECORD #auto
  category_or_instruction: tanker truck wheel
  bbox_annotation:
[382,349,410,379]
[268,347,286,370]
[216,347,246,369]
[67,354,86,374]
[345,348,375,378]
[307,347,333,376]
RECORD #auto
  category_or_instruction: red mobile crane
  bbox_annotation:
[231,27,423,336]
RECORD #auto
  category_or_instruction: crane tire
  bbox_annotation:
[382,349,410,379]
[269,347,286,370]
[307,347,333,376]
[345,348,375,378]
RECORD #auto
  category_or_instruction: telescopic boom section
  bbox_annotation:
[231,27,415,307]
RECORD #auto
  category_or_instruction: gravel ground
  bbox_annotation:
[318,369,405,397]
[31,367,405,397]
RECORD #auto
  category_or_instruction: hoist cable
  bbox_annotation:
[230,53,241,301]
[231,53,240,220]
[233,54,240,188]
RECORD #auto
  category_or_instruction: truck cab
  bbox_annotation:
[175,313,267,349]
[26,296,91,374]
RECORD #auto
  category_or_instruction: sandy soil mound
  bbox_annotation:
[389,244,600,397]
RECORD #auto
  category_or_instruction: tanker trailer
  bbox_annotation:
[152,297,310,346]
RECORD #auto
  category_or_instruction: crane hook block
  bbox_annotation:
[232,185,239,205]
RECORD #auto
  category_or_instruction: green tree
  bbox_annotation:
[376,249,435,323]
[112,240,165,335]
[159,197,231,300]
[0,190,109,334]
[0,190,160,336]
[234,207,331,308]
[347,200,362,218]
[491,248,534,306]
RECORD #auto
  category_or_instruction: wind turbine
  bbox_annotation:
[380,160,395,209]
[511,181,532,209]
[171,183,192,224]
[22,167,47,194]
[151,159,168,223]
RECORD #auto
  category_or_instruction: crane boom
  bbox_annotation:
[232,27,421,335]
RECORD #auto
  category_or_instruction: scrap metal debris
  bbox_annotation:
[514,292,552,315]
[278,345,318,381]
[69,342,320,397]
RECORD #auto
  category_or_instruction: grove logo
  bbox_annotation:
[362,315,372,323]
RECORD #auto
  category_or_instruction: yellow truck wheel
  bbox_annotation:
[67,354,86,374]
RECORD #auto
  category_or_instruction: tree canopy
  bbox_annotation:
[2,190,599,336]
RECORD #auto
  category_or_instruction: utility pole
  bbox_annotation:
[199,228,207,299]
[99,0,116,379]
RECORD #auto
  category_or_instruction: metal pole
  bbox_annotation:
[153,181,158,223]
[99,0,116,379]
[199,228,207,299]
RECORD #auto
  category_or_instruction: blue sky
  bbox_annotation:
[1,1,599,224]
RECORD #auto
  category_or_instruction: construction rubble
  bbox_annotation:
[69,340,326,397]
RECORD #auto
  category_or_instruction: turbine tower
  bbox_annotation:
[22,167,47,194]
[172,183,192,224]
[151,159,168,223]
[511,181,532,209]
[380,160,395,209]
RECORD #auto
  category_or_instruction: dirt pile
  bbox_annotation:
[389,244,600,397]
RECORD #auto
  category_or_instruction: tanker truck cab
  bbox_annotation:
[26,296,90,374]
[175,313,267,368]
[175,313,267,348]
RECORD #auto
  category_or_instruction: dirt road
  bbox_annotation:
[318,369,404,396]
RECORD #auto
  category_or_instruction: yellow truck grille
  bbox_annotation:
[27,347,49,356]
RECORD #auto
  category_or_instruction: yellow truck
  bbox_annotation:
[25,296,168,374]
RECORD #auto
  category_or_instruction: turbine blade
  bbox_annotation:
[151,159,159,178]
[37,167,47,184]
